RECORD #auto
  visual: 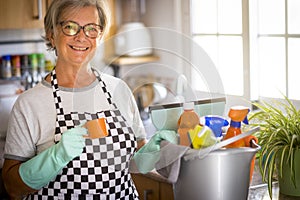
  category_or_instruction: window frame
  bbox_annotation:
[182,0,300,108]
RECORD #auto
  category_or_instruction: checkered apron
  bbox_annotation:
[29,69,139,200]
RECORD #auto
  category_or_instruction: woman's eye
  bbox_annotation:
[65,25,75,30]
[86,26,96,32]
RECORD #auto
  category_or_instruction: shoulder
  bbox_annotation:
[13,82,52,111]
[93,68,132,93]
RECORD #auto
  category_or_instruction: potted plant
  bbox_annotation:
[249,96,300,198]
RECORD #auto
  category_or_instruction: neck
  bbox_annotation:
[48,64,96,88]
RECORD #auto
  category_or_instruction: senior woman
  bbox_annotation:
[2,0,148,199]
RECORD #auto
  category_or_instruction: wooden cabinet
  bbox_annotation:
[0,0,52,29]
[131,173,174,200]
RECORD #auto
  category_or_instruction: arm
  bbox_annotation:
[137,138,146,150]
[133,130,178,174]
[2,159,37,199]
[2,126,87,199]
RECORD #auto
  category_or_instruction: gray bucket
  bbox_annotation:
[173,144,260,200]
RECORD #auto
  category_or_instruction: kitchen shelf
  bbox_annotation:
[105,55,159,77]
[110,55,159,66]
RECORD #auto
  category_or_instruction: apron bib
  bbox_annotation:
[30,69,139,200]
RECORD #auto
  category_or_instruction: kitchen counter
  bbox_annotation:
[248,182,299,200]
[248,163,300,200]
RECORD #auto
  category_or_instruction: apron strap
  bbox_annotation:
[50,69,64,115]
[50,68,117,117]
[92,68,117,109]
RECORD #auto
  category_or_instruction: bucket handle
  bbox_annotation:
[250,138,261,150]
[183,126,260,161]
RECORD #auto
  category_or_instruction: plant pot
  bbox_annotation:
[278,148,300,197]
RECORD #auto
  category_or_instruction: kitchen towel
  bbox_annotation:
[155,141,190,183]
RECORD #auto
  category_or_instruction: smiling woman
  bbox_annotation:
[2,0,147,199]
[49,5,102,73]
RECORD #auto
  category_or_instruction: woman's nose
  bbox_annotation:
[74,29,86,41]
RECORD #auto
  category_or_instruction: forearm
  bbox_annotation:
[137,138,146,150]
[2,159,37,199]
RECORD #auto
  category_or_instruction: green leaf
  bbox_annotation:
[249,94,300,199]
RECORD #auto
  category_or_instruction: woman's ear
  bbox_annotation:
[48,32,55,48]
[50,38,55,49]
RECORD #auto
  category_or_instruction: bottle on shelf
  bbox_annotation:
[2,55,12,79]
[12,55,21,78]
[45,59,54,72]
[177,102,200,146]
[29,53,39,87]
[37,53,45,82]
[21,55,33,90]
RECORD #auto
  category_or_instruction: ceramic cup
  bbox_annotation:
[84,118,108,139]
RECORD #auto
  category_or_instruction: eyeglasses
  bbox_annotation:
[59,21,103,39]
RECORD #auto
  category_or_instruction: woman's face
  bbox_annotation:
[52,6,101,67]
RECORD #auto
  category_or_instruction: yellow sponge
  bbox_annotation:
[188,125,219,149]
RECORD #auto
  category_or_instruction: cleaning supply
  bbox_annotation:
[244,134,259,183]
[188,125,219,149]
[177,102,200,146]
[223,105,257,182]
[199,115,229,138]
[223,106,250,148]
[84,118,108,139]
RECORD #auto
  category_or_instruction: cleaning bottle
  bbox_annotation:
[223,106,250,148]
[177,102,200,146]
[199,115,229,138]
[223,105,257,182]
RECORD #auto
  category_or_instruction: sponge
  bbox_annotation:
[84,118,108,139]
[188,125,218,149]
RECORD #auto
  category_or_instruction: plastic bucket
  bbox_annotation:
[173,145,260,200]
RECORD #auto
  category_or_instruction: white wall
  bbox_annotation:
[115,0,191,95]
[115,0,253,115]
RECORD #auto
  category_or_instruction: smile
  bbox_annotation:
[70,45,89,51]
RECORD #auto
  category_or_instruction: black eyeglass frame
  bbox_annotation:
[59,20,103,39]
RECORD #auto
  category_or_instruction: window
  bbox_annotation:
[189,0,300,101]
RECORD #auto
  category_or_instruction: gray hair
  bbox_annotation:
[44,0,109,50]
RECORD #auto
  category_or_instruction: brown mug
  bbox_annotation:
[84,118,108,139]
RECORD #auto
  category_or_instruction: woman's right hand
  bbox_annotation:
[56,126,87,162]
[2,126,87,199]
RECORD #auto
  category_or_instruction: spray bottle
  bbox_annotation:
[223,106,250,148]
[224,105,258,182]
[199,115,229,138]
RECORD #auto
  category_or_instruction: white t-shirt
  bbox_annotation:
[4,71,146,161]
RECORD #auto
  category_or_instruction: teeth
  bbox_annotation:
[71,46,88,51]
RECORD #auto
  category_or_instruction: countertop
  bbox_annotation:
[248,163,300,200]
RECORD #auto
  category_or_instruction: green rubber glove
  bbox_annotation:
[19,126,87,190]
[133,130,178,174]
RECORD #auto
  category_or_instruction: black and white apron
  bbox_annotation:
[30,69,139,200]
